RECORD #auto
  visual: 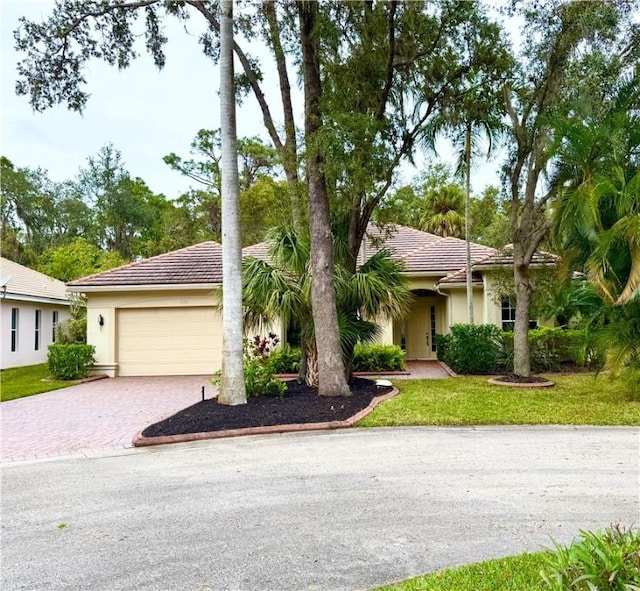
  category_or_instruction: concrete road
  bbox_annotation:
[1,426,638,591]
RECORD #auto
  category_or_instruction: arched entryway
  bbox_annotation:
[395,289,446,360]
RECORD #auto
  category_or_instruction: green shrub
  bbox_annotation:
[55,317,87,344]
[47,344,95,380]
[211,335,288,398]
[541,525,640,591]
[243,357,287,398]
[268,344,301,374]
[442,324,503,374]
[353,344,406,372]
[501,328,601,373]
[435,333,450,364]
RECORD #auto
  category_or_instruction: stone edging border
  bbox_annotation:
[488,377,554,388]
[41,374,109,385]
[437,361,457,377]
[132,386,400,448]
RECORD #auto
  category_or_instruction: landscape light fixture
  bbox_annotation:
[98,314,104,327]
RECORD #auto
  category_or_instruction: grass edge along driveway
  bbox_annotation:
[358,374,640,427]
[1,364,72,402]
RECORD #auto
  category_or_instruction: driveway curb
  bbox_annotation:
[131,387,400,448]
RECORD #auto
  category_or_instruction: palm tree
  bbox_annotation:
[218,0,246,405]
[553,73,640,306]
[242,223,412,389]
[420,184,466,238]
[552,71,640,396]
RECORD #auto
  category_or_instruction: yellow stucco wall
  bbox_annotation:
[86,289,222,376]
[84,288,284,377]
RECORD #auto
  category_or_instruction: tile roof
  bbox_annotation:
[68,227,551,291]
[400,236,496,273]
[472,246,559,268]
[67,242,224,288]
[0,257,69,303]
[243,224,497,274]
[437,268,484,285]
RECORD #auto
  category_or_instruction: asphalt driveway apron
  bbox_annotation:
[1,376,216,462]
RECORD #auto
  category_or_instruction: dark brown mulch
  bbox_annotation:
[494,374,551,384]
[142,377,392,438]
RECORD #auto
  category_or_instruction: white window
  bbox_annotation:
[11,308,18,352]
[501,298,538,331]
[501,298,516,331]
[35,309,42,350]
[52,311,59,342]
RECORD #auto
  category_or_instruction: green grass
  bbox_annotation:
[376,551,549,590]
[375,526,640,591]
[358,374,640,427]
[1,363,73,402]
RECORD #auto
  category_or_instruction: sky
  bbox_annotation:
[1,0,501,202]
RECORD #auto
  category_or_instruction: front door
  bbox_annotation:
[405,298,441,360]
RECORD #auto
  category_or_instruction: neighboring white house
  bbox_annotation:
[67,224,555,378]
[0,257,71,370]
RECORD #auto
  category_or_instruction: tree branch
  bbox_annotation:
[186,0,285,154]
[375,1,397,121]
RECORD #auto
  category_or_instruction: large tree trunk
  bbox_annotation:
[299,1,351,397]
[512,254,532,377]
[218,0,247,405]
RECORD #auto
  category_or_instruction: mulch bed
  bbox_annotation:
[142,377,392,438]
[493,374,552,384]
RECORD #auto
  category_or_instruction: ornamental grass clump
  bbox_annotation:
[541,525,640,591]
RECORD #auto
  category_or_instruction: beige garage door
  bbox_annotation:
[117,307,222,376]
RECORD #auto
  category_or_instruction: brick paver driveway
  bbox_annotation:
[1,376,216,462]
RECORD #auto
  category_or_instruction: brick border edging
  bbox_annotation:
[132,387,400,448]
[437,361,457,377]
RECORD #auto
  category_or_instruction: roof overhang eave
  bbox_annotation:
[436,282,483,289]
[473,261,556,271]
[401,270,456,277]
[66,282,222,294]
[1,293,70,306]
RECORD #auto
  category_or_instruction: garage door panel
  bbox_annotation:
[118,307,222,376]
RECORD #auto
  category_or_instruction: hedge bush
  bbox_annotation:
[250,343,407,374]
[55,317,87,344]
[439,324,503,374]
[353,344,406,372]
[501,327,597,373]
[48,344,95,380]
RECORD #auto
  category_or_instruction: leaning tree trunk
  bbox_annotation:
[218,0,247,405]
[299,1,351,397]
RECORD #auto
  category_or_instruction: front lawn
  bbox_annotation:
[375,526,640,591]
[1,364,71,402]
[358,374,640,427]
[376,551,548,590]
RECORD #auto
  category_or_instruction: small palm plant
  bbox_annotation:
[242,222,412,389]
